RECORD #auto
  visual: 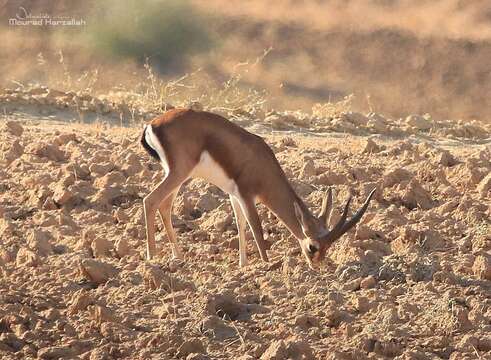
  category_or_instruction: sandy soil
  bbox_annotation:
[0,90,490,359]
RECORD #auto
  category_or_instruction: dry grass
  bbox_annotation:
[312,94,355,119]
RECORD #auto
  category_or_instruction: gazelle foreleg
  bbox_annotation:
[158,188,183,260]
[143,172,186,260]
[230,195,248,267]
[240,198,269,262]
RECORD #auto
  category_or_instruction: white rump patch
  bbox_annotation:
[145,125,170,175]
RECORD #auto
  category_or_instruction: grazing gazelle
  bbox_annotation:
[141,108,375,268]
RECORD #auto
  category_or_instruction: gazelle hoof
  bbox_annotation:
[172,248,184,260]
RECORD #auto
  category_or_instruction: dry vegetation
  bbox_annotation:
[0,1,491,359]
[0,86,490,359]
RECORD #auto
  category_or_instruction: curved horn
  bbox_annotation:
[319,187,333,226]
[322,188,376,243]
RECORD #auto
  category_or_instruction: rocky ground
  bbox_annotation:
[0,89,490,359]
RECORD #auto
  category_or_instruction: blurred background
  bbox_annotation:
[1,0,490,122]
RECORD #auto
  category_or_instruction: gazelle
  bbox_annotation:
[141,108,375,268]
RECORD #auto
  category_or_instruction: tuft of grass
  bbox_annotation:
[312,94,354,118]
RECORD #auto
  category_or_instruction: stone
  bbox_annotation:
[476,172,491,198]
[438,150,457,167]
[27,230,53,257]
[5,121,24,136]
[89,162,114,177]
[260,340,288,360]
[267,115,289,130]
[37,345,75,359]
[294,314,319,329]
[383,168,413,188]
[200,316,236,340]
[355,296,370,313]
[52,186,74,207]
[360,275,376,289]
[406,114,432,130]
[300,159,316,178]
[402,179,435,210]
[68,291,93,314]
[79,259,118,285]
[141,264,195,292]
[362,138,381,154]
[196,193,220,212]
[177,339,205,358]
[91,237,113,258]
[206,293,245,320]
[472,254,491,280]
[115,238,130,258]
[53,133,77,146]
[33,143,66,162]
[91,305,117,324]
[16,248,41,267]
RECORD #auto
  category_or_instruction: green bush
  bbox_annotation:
[88,0,212,71]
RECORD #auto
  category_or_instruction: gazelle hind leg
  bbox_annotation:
[158,189,183,259]
[240,198,269,262]
[143,172,187,260]
[230,195,248,267]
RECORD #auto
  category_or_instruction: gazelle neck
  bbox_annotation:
[259,177,311,241]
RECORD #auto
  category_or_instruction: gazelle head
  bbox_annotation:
[294,188,376,267]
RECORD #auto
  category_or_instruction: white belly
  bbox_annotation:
[192,151,239,196]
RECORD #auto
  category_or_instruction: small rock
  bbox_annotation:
[91,237,113,258]
[200,316,236,340]
[37,345,74,359]
[177,339,205,358]
[91,305,117,324]
[79,259,118,285]
[360,275,376,289]
[344,112,368,126]
[267,115,289,130]
[89,162,114,177]
[68,290,93,314]
[196,193,220,212]
[5,121,24,137]
[260,340,288,360]
[300,159,316,178]
[115,238,130,258]
[52,186,73,207]
[383,168,413,188]
[142,264,195,291]
[280,137,297,147]
[472,254,491,280]
[402,179,435,210]
[476,172,491,198]
[362,138,381,154]
[294,314,319,329]
[355,296,370,313]
[367,113,388,133]
[285,339,314,360]
[33,143,66,162]
[206,293,245,320]
[438,150,457,167]
[406,114,432,130]
[16,248,40,267]
[27,230,53,257]
[53,133,77,146]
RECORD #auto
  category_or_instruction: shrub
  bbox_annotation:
[88,0,212,71]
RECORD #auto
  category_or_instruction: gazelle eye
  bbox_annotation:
[308,244,318,254]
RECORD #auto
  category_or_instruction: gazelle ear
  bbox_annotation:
[294,202,307,229]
